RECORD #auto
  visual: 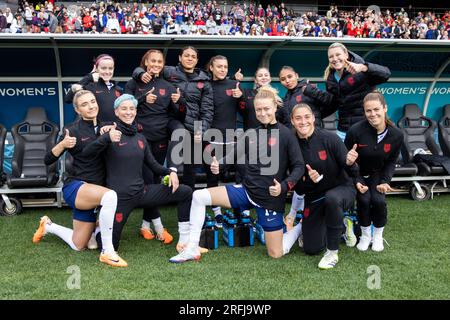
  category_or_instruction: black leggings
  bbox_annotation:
[142,139,169,223]
[98,184,192,251]
[302,184,356,255]
[356,174,387,228]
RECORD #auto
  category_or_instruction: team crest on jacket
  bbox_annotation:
[318,150,327,160]
[197,82,204,89]
[384,143,391,153]
[115,213,123,223]
[239,101,246,110]
[295,95,302,103]
[226,89,233,96]
[347,76,355,86]
[115,90,121,97]
[303,208,310,218]
[159,88,166,96]
[287,181,295,191]
[138,139,145,150]
[268,137,277,146]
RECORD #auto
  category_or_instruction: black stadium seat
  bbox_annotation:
[0,124,7,186]
[321,112,338,134]
[397,104,444,176]
[7,108,59,188]
[438,104,450,157]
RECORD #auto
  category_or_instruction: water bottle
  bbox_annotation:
[200,214,219,249]
[222,211,237,247]
[235,212,254,247]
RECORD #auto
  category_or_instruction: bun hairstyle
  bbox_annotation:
[323,42,348,80]
[363,91,394,127]
[140,49,164,69]
[254,85,283,108]
[94,54,114,67]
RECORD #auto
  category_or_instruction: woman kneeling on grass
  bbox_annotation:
[33,90,127,268]
[82,94,193,256]
[169,86,305,263]
[290,103,358,269]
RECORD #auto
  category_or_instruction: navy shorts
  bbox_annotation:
[62,180,97,223]
[225,184,284,232]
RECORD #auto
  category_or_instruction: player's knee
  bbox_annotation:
[101,189,117,206]
[192,189,212,206]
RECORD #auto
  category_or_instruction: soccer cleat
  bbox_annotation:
[99,251,128,267]
[156,229,174,244]
[214,214,223,228]
[318,250,339,270]
[169,247,201,264]
[87,232,98,250]
[371,234,384,252]
[140,227,155,240]
[176,243,208,254]
[32,215,51,243]
[356,235,372,251]
[343,217,357,247]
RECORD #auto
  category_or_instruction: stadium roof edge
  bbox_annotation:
[1,34,450,47]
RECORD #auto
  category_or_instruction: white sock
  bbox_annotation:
[188,189,211,249]
[361,226,372,238]
[46,222,80,251]
[178,221,190,245]
[289,192,305,216]
[212,206,222,217]
[141,220,151,230]
[327,249,338,256]
[152,218,164,235]
[99,190,117,254]
[282,222,302,255]
[373,226,384,238]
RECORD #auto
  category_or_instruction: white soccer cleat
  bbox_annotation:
[169,247,201,264]
[371,233,384,252]
[318,250,339,270]
[357,235,372,251]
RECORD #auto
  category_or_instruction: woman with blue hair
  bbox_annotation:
[83,94,193,253]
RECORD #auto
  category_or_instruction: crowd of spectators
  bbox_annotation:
[0,1,449,39]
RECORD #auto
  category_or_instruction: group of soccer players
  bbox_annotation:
[32,42,402,270]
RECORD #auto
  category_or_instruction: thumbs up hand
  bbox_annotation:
[269,178,282,197]
[306,164,323,183]
[109,122,122,143]
[145,87,157,104]
[211,156,220,175]
[232,82,243,98]
[62,129,77,149]
[141,72,152,84]
[234,68,244,81]
[346,144,359,166]
[171,87,181,104]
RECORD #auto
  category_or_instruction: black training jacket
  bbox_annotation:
[344,120,403,185]
[44,119,105,186]
[237,122,304,212]
[133,65,214,134]
[294,128,357,200]
[83,120,170,200]
[65,73,123,124]
[125,75,179,142]
[303,51,391,132]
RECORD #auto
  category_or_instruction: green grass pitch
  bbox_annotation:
[0,194,449,300]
